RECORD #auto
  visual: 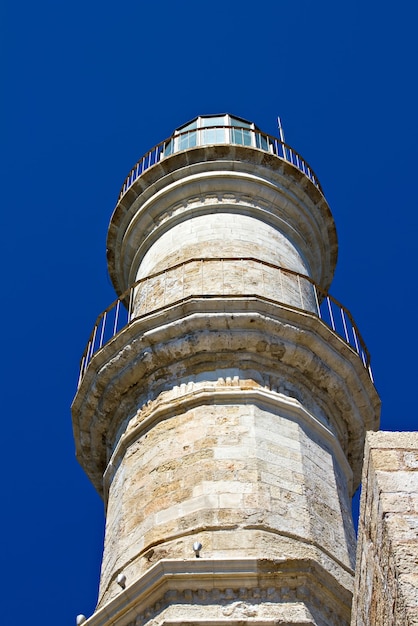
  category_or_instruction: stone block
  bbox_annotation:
[352,431,418,625]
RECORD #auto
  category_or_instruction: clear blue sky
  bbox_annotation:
[2,1,417,623]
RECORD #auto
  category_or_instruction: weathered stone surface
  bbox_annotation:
[133,255,318,317]
[78,558,352,626]
[352,431,418,625]
[106,146,337,298]
[96,392,355,607]
[73,124,381,626]
[73,298,379,496]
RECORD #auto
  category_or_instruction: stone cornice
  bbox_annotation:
[122,172,326,290]
[106,147,337,297]
[72,297,379,495]
[80,558,352,626]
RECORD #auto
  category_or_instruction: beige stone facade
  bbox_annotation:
[72,116,384,626]
[352,432,418,625]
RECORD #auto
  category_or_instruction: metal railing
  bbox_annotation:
[118,126,323,201]
[78,258,372,386]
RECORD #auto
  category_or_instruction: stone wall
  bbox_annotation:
[352,431,418,625]
[132,257,318,317]
[98,380,355,609]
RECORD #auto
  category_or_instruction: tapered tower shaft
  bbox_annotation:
[72,114,380,626]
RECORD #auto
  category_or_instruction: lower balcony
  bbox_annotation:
[77,257,372,387]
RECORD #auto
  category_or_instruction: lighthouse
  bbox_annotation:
[72,114,380,626]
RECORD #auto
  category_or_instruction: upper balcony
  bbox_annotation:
[117,114,323,201]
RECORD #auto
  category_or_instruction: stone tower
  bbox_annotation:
[72,114,380,626]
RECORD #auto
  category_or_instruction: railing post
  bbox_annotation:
[273,139,279,158]
[99,312,107,349]
[283,144,288,162]
[128,286,133,323]
[78,356,86,387]
[352,325,360,355]
[113,300,120,336]
[327,297,336,331]
[91,326,98,360]
[85,340,92,370]
[314,284,321,317]
[340,308,349,343]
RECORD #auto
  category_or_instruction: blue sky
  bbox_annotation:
[2,1,417,623]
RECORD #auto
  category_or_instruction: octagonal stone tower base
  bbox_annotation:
[72,115,380,626]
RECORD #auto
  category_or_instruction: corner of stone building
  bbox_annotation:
[352,431,418,626]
